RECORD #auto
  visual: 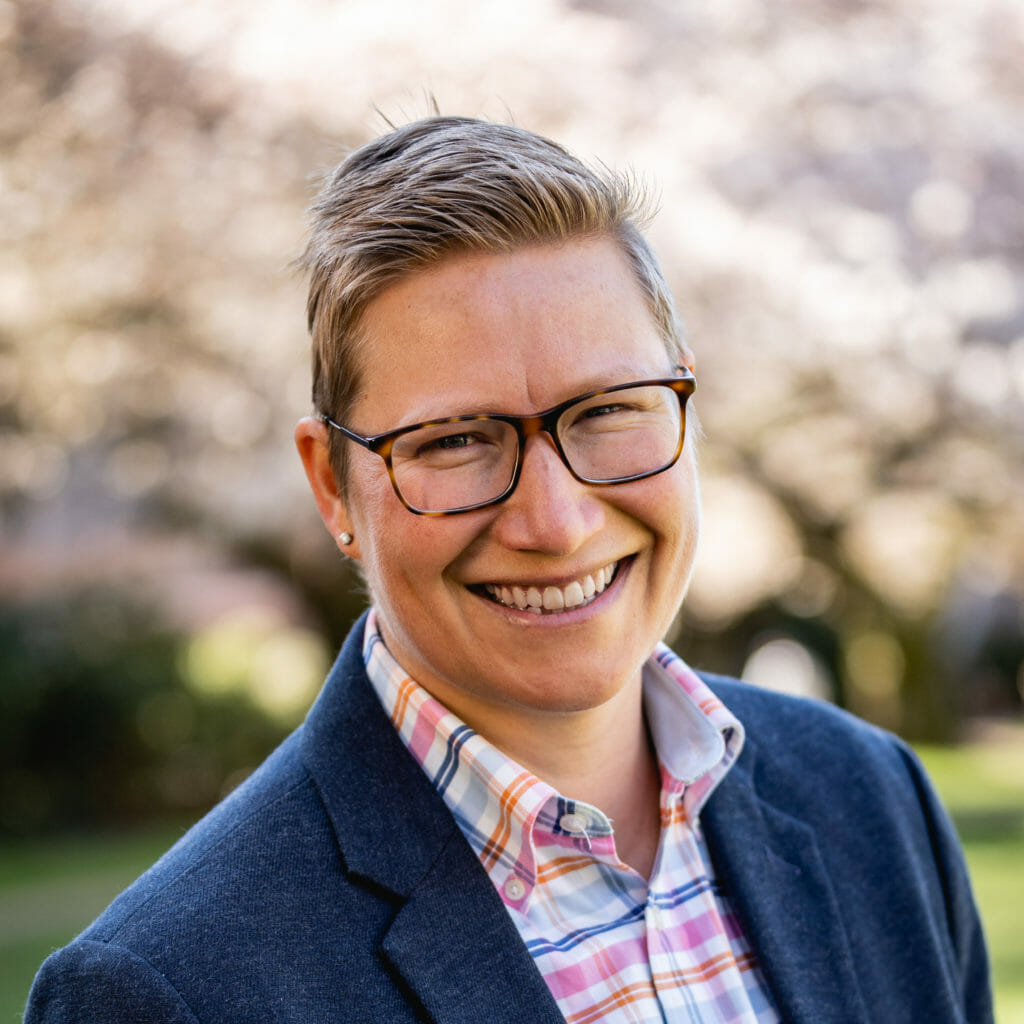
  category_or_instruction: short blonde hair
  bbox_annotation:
[300,116,686,488]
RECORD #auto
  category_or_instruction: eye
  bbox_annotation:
[570,400,644,430]
[563,387,673,441]
[420,432,477,452]
[400,421,509,469]
[579,402,630,419]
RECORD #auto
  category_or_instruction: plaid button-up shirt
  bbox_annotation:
[364,611,779,1023]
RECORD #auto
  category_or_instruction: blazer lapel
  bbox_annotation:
[300,616,562,1024]
[380,830,565,1024]
[702,743,870,1024]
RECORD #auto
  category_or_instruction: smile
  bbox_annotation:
[481,561,620,614]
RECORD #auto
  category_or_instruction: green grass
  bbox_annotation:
[1,734,1022,1023]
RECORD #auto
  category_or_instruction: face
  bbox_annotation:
[297,236,699,741]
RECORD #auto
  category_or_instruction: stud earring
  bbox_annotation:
[338,532,353,546]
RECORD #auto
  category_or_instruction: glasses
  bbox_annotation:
[323,369,696,516]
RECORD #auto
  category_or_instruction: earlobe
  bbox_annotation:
[294,417,360,558]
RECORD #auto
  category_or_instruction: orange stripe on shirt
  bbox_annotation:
[565,979,658,1024]
[390,675,419,730]
[478,771,535,871]
[652,950,759,988]
[535,854,598,884]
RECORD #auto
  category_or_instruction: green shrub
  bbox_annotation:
[1,589,292,837]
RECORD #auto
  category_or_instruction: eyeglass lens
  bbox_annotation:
[388,383,684,513]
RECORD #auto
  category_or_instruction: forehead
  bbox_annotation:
[351,237,673,428]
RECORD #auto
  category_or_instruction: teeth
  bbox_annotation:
[483,562,619,614]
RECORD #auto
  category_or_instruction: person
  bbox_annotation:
[26,116,992,1024]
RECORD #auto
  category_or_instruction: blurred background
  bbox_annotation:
[2,0,1023,1017]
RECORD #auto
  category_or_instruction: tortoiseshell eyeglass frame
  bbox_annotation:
[322,368,696,516]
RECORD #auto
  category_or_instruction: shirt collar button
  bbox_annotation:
[503,876,527,901]
[559,812,588,834]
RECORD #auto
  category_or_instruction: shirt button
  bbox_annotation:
[559,812,588,834]
[503,877,526,901]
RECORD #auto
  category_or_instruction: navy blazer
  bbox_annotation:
[26,614,992,1023]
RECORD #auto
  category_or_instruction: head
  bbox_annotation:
[295,117,700,747]
[300,116,688,493]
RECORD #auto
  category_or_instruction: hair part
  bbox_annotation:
[299,116,686,491]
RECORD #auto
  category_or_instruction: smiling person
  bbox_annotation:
[27,118,992,1024]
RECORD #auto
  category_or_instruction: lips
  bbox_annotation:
[481,561,619,614]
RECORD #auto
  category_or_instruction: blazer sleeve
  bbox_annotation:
[25,939,201,1024]
[894,739,993,1023]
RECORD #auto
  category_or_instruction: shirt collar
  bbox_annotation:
[361,608,745,881]
[643,644,745,814]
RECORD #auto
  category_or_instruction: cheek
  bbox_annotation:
[344,472,410,591]
[642,469,701,637]
[653,451,700,534]
[685,467,702,548]
[350,486,465,608]
[650,458,701,578]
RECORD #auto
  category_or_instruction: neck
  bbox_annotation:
[477,687,664,880]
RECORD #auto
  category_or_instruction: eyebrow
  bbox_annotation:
[346,361,684,438]
[411,365,680,423]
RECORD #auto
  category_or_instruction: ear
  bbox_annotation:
[294,417,361,559]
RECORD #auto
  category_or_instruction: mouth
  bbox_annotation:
[477,560,620,614]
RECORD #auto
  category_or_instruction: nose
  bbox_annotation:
[489,433,605,554]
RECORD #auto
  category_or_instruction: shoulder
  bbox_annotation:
[82,731,332,948]
[26,621,465,1022]
[701,671,919,784]
[25,732,342,1021]
[699,670,965,900]
[703,670,880,741]
[698,670,954,852]
[24,724,404,1022]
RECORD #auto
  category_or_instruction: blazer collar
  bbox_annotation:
[702,719,871,1024]
[300,613,564,1024]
